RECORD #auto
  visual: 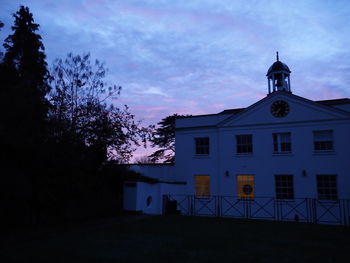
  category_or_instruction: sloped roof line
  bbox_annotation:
[176,96,350,121]
[217,92,350,127]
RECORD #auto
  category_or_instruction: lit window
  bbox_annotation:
[237,175,254,199]
[313,130,333,151]
[236,135,253,153]
[273,133,291,153]
[195,137,209,155]
[317,175,337,200]
[275,175,294,199]
[195,175,210,197]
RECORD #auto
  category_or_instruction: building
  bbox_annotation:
[124,54,350,224]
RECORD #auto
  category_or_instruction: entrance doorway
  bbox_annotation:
[237,175,254,199]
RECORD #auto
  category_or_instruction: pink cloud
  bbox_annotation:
[119,2,266,39]
[187,100,198,105]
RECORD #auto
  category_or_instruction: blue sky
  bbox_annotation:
[1,0,350,159]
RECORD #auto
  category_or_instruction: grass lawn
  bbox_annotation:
[1,215,350,263]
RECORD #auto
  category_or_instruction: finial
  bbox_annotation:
[276,51,279,61]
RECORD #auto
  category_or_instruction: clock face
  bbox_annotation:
[271,100,290,117]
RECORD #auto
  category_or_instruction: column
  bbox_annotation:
[288,75,291,92]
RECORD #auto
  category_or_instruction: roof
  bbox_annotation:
[219,108,246,114]
[315,98,350,106]
[267,61,291,75]
[176,108,245,119]
[176,97,350,122]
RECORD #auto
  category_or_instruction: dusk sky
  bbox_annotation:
[1,0,350,159]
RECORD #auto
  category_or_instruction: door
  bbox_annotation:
[237,175,254,199]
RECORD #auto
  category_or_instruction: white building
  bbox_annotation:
[124,55,350,225]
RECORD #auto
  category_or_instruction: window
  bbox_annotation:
[195,175,210,197]
[275,175,294,199]
[273,133,291,153]
[195,137,209,155]
[236,134,253,153]
[313,130,333,151]
[237,175,254,199]
[317,175,337,200]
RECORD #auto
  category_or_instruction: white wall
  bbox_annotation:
[175,94,350,199]
[123,181,186,214]
[123,182,137,211]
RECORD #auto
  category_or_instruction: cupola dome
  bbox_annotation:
[266,52,291,94]
[267,61,291,76]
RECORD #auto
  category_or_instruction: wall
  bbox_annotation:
[218,121,350,199]
[123,181,186,214]
[123,164,186,214]
[175,94,350,199]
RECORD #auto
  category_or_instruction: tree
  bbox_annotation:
[134,155,154,164]
[0,6,50,160]
[0,20,3,59]
[149,114,189,163]
[0,6,50,226]
[49,52,149,164]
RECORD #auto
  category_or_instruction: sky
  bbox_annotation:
[1,0,350,160]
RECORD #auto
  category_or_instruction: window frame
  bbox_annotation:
[313,130,334,152]
[274,174,294,200]
[194,175,210,198]
[273,132,292,153]
[236,134,253,154]
[237,174,255,199]
[194,137,210,155]
[316,174,338,200]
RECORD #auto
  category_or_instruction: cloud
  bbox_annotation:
[1,0,350,162]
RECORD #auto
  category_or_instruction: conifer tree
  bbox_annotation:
[0,7,51,225]
[0,6,50,162]
[149,114,189,163]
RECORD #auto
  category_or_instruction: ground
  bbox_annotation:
[1,215,349,263]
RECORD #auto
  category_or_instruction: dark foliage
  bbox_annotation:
[0,6,51,226]
[0,20,4,59]
[134,155,154,164]
[149,114,189,163]
[0,7,150,228]
[49,52,150,163]
[0,6,50,160]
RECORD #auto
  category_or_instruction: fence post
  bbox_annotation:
[275,199,280,221]
[162,195,168,215]
[187,195,190,216]
[216,196,220,217]
[192,195,195,216]
[343,199,349,226]
[311,198,317,224]
[347,200,350,227]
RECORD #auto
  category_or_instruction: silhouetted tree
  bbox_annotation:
[134,155,154,164]
[0,20,3,59]
[0,6,50,226]
[149,114,189,163]
[49,53,149,164]
[0,6,50,162]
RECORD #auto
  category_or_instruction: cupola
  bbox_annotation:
[267,52,291,94]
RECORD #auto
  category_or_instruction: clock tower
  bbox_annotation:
[267,52,291,94]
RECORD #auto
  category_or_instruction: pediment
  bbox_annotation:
[219,92,350,127]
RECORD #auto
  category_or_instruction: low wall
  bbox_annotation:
[123,181,185,214]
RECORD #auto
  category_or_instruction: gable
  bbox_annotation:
[219,92,350,127]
